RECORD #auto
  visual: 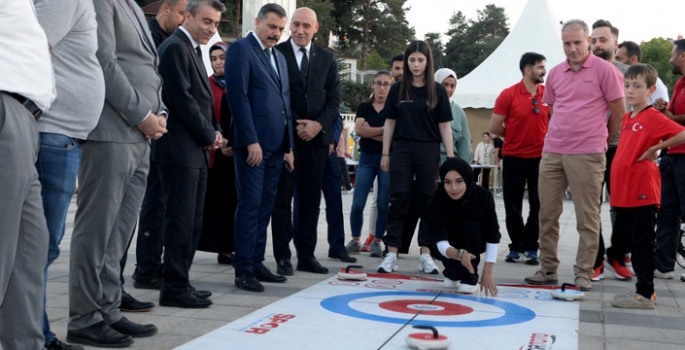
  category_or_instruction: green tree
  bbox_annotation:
[333,0,415,70]
[443,4,509,77]
[641,38,678,93]
[424,32,445,69]
[358,51,387,70]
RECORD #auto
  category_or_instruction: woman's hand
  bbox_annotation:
[381,155,390,172]
[480,271,498,297]
[459,251,476,274]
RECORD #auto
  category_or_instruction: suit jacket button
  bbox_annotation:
[281,111,285,114]
[305,94,308,98]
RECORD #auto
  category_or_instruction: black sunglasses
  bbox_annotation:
[533,99,539,114]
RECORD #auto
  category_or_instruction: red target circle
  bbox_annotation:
[378,299,473,316]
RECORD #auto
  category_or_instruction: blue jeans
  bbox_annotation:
[35,133,81,344]
[350,152,390,239]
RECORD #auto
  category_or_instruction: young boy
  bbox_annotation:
[610,64,685,309]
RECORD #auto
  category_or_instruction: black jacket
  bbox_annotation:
[147,18,170,49]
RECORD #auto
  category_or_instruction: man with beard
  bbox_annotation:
[489,52,549,266]
[588,20,633,282]
[524,19,625,291]
[615,41,670,105]
[391,54,403,82]
[652,39,685,281]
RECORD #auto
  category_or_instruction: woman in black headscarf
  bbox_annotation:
[424,157,501,296]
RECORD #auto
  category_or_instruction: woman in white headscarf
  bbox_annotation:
[435,68,473,164]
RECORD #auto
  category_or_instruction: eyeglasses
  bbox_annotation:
[374,82,392,88]
[532,98,539,114]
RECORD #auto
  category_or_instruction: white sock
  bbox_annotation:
[386,252,397,259]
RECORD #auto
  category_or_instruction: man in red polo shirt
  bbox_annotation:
[523,19,626,291]
[490,52,550,266]
[653,39,685,281]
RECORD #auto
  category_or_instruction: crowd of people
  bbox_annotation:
[2,0,685,349]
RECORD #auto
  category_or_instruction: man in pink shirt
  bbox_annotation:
[524,19,626,291]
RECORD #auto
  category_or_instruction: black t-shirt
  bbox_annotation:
[381,82,453,142]
[492,137,503,158]
[355,101,385,154]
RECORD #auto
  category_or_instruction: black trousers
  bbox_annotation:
[337,157,352,190]
[616,206,657,298]
[655,154,685,272]
[383,141,439,249]
[134,163,164,274]
[595,147,626,268]
[271,163,295,261]
[502,156,540,252]
[292,138,328,258]
[157,163,207,292]
[473,167,491,190]
[399,181,420,254]
[437,251,481,285]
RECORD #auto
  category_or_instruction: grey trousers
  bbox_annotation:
[68,140,149,330]
[0,93,49,350]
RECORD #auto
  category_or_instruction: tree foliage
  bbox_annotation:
[641,38,679,93]
[359,51,388,71]
[442,4,509,78]
[340,80,373,113]
[332,0,415,70]
[424,32,445,70]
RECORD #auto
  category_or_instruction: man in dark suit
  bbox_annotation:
[226,3,294,292]
[154,0,224,308]
[272,7,342,275]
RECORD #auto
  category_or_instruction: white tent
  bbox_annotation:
[453,0,566,109]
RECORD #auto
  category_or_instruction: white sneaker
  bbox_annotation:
[443,278,460,289]
[654,269,674,279]
[377,253,398,273]
[418,254,439,274]
[680,273,685,282]
[458,283,479,294]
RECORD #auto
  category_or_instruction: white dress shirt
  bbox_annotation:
[290,39,312,69]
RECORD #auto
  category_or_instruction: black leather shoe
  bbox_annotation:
[109,317,157,338]
[45,334,84,350]
[276,259,294,276]
[66,321,133,348]
[254,267,287,283]
[120,291,154,312]
[235,271,265,292]
[132,268,163,290]
[188,285,212,299]
[217,253,233,265]
[296,257,329,274]
[328,251,358,263]
[159,289,213,308]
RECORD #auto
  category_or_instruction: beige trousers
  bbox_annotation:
[538,152,606,278]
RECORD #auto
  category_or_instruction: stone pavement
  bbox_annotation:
[37,194,685,349]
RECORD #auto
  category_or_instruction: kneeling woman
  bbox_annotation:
[425,158,500,296]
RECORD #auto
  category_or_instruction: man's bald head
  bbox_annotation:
[290,7,319,48]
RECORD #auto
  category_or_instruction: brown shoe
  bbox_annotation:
[574,275,592,291]
[524,270,558,285]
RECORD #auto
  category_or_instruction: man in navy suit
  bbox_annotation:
[225,3,294,292]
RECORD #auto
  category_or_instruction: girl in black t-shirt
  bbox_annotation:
[346,71,393,257]
[377,41,454,273]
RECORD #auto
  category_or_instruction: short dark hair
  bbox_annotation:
[592,19,619,39]
[519,52,546,74]
[391,54,404,64]
[186,0,225,15]
[625,64,658,88]
[618,41,642,62]
[482,132,490,137]
[676,39,685,54]
[257,3,287,20]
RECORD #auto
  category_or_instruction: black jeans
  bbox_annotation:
[595,147,625,268]
[438,251,481,285]
[655,154,685,272]
[616,205,657,298]
[383,141,439,249]
[502,156,540,253]
[399,181,420,254]
[337,157,352,190]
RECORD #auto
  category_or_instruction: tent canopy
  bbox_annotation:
[453,0,566,109]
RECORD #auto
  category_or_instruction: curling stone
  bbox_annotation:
[337,265,367,280]
[405,325,451,350]
[550,283,585,301]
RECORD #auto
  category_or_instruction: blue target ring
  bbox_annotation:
[320,291,535,327]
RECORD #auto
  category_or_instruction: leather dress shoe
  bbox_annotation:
[109,317,157,338]
[66,321,133,348]
[254,267,287,283]
[235,271,265,292]
[217,253,233,265]
[277,259,294,276]
[120,290,154,312]
[159,289,213,308]
[189,285,212,299]
[296,257,329,274]
[132,268,163,290]
[328,251,358,263]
